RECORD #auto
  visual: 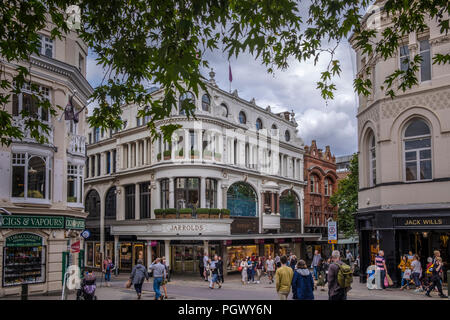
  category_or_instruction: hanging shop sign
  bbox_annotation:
[0,215,85,229]
[6,233,43,247]
[81,229,91,239]
[151,241,158,247]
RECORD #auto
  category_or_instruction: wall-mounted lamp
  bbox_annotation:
[114,188,122,195]
[422,232,428,238]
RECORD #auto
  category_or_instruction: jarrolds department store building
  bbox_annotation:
[351,5,450,285]
[84,76,321,274]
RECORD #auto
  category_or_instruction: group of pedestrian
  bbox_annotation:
[275,250,353,300]
[128,256,170,300]
[392,249,447,298]
[200,252,224,289]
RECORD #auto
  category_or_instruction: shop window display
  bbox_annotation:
[120,243,132,270]
[226,245,257,271]
[3,234,46,287]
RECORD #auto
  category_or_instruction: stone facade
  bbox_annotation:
[0,22,92,296]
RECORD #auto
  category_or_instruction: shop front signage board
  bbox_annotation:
[0,215,85,230]
[5,233,43,247]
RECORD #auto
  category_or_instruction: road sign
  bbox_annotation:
[70,240,80,253]
[328,221,337,241]
[80,229,90,239]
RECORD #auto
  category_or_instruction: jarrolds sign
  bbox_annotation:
[151,221,232,236]
[394,216,450,228]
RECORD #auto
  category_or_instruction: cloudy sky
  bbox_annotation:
[87,40,358,158]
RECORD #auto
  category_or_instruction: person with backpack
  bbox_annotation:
[327,250,352,300]
[291,260,314,300]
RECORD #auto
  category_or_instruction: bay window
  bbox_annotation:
[404,118,432,181]
[12,84,50,122]
[67,164,84,204]
[12,152,52,202]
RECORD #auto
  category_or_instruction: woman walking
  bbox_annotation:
[411,255,422,292]
[292,260,314,300]
[130,259,149,299]
[240,258,248,285]
[398,255,412,290]
[255,257,264,284]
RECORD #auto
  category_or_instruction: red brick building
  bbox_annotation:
[303,140,338,235]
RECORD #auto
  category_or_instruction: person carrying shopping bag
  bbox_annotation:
[129,259,149,299]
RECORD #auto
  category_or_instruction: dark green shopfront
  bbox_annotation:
[0,214,85,297]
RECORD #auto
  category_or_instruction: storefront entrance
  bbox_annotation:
[171,244,219,273]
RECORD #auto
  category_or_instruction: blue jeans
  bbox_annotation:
[153,277,163,299]
[412,272,421,287]
[400,272,410,287]
[313,266,318,280]
[379,270,386,289]
[105,272,111,282]
[134,283,143,294]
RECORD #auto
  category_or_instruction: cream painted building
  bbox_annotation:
[0,23,93,296]
[84,71,321,274]
[351,1,450,285]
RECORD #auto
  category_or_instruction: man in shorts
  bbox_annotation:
[266,255,275,284]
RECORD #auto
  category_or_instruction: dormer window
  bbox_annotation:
[201,94,210,112]
[37,35,54,58]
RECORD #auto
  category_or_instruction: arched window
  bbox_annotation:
[309,175,319,193]
[105,187,117,218]
[256,118,263,130]
[27,156,46,199]
[324,178,333,196]
[179,91,195,115]
[404,118,432,181]
[368,131,376,187]
[85,189,100,218]
[201,94,210,112]
[227,182,257,217]
[238,111,247,124]
[220,103,228,117]
[285,130,291,142]
[280,190,300,219]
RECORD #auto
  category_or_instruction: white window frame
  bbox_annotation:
[67,163,84,206]
[369,134,376,187]
[403,121,432,182]
[399,44,410,73]
[419,39,432,83]
[11,151,52,204]
[38,34,54,58]
[13,84,51,123]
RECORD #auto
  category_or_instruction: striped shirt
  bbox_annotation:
[375,256,385,270]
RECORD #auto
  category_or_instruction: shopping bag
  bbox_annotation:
[238,266,243,272]
[384,276,388,287]
[125,279,132,288]
[386,273,393,286]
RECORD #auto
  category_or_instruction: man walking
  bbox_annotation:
[266,255,275,284]
[327,250,347,300]
[149,257,167,300]
[375,250,387,289]
[275,255,294,300]
[217,256,224,284]
[209,255,222,289]
[311,250,322,280]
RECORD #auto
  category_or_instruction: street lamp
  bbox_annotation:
[0,207,12,227]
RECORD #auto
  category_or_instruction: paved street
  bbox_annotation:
[1,273,448,300]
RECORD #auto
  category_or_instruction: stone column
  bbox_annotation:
[222,245,228,275]
[127,143,131,169]
[168,178,174,209]
[146,241,152,267]
[203,240,209,256]
[200,177,206,208]
[118,186,126,220]
[276,192,280,214]
[135,183,140,220]
[143,138,148,165]
[135,141,139,167]
[164,240,171,268]
[217,179,222,209]
[271,192,275,214]
[198,130,203,162]
[114,235,119,275]
[154,181,161,216]
[100,191,105,258]
[184,129,189,160]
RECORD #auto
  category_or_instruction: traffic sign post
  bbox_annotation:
[328,221,338,251]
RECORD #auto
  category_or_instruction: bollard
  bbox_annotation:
[21,283,28,300]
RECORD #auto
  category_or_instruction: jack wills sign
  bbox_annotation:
[394,217,450,228]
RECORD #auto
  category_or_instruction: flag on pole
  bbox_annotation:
[228,62,233,83]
